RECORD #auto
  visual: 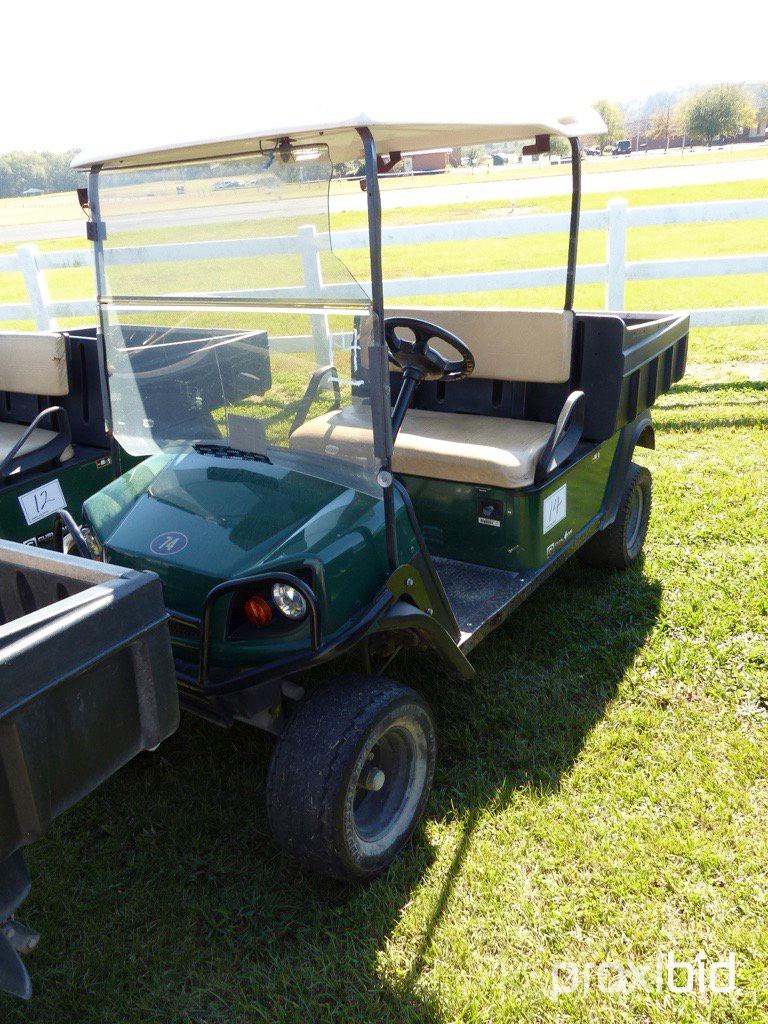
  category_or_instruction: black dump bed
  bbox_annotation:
[573,311,689,441]
[0,541,179,999]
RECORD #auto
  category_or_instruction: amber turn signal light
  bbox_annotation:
[243,594,273,627]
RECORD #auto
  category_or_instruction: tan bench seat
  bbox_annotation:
[0,331,75,477]
[290,405,554,489]
[0,422,73,467]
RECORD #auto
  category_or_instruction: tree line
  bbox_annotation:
[595,82,767,152]
[0,81,766,198]
[0,150,79,199]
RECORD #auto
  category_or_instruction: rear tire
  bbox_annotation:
[578,463,652,569]
[266,674,436,881]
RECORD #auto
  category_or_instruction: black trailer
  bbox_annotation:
[0,540,178,999]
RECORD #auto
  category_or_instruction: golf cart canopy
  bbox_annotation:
[74,108,604,475]
[71,108,606,170]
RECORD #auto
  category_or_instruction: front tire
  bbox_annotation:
[266,674,436,881]
[578,463,652,569]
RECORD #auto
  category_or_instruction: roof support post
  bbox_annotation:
[87,169,116,455]
[564,137,582,310]
[357,127,397,568]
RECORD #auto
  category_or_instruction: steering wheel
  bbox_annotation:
[384,317,475,382]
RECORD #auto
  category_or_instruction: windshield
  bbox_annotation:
[95,142,381,482]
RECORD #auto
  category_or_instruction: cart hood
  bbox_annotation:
[83,450,381,615]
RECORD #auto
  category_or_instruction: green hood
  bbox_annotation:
[84,450,389,620]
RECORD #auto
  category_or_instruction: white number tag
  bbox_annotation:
[18,479,67,525]
[543,484,567,533]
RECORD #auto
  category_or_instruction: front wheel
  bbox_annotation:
[266,674,436,881]
[578,463,652,569]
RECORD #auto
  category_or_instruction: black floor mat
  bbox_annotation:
[432,556,523,648]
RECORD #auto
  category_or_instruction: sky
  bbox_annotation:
[3,0,765,155]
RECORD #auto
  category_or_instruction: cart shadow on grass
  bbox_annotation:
[8,561,660,1024]
[655,378,768,432]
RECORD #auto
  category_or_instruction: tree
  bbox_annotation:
[647,94,682,152]
[462,145,486,167]
[681,84,755,146]
[748,82,768,134]
[0,150,79,198]
[592,100,626,148]
[625,110,650,151]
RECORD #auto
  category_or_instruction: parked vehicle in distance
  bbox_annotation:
[583,144,602,156]
[212,179,244,190]
[66,110,689,885]
[613,139,632,155]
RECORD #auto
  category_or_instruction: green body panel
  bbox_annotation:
[0,455,116,548]
[83,451,421,668]
[399,434,619,572]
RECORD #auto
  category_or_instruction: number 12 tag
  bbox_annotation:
[18,479,67,525]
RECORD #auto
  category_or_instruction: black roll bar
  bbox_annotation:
[564,136,582,310]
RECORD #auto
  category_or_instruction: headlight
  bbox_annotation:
[271,582,308,620]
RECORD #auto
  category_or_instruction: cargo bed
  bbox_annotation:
[0,541,178,999]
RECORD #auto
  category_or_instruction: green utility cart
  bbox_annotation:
[63,112,688,881]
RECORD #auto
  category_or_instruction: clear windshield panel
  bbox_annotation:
[97,145,369,307]
[103,304,379,484]
[360,135,576,311]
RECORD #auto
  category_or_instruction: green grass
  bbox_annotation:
[2,163,767,1023]
[6,340,767,1022]
[1,179,767,326]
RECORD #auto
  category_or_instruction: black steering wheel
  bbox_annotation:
[384,317,475,382]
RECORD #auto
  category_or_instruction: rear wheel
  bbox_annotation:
[266,674,436,881]
[578,463,652,569]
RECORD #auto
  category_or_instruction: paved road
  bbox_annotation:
[366,157,768,209]
[2,157,767,245]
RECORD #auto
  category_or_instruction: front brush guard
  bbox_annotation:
[171,564,473,698]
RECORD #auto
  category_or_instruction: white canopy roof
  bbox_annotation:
[71,108,606,170]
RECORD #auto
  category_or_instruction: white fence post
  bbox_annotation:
[606,199,628,311]
[16,244,55,330]
[297,225,332,365]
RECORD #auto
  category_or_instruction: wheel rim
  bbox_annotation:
[351,717,428,854]
[626,483,645,556]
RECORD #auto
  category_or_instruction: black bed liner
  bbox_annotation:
[574,311,689,441]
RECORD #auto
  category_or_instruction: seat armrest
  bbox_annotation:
[289,365,341,436]
[534,390,585,484]
[0,406,72,483]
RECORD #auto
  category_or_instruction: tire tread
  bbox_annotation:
[266,674,434,880]
[578,463,652,569]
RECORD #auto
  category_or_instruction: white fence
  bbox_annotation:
[1,197,767,344]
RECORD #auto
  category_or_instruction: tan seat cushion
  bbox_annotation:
[384,308,573,384]
[290,405,553,488]
[0,331,69,396]
[0,421,73,467]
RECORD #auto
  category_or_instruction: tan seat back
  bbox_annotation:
[0,331,69,396]
[384,308,573,384]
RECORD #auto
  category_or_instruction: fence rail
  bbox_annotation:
[1,198,766,342]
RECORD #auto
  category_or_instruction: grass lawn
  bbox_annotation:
[4,327,767,1023]
[0,178,767,335]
